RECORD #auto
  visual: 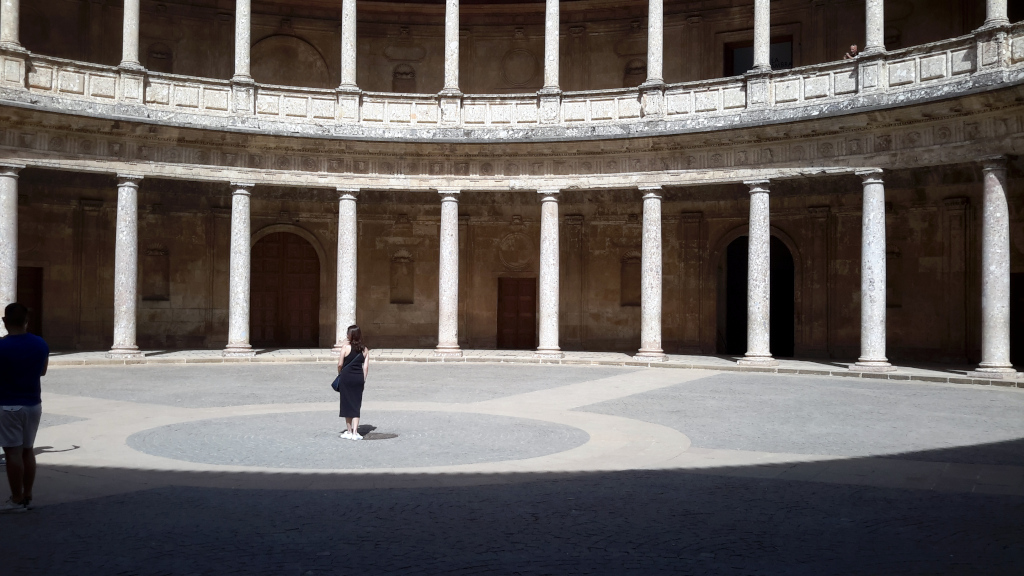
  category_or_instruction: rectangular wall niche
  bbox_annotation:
[143,248,170,301]
[620,252,641,307]
[390,250,415,304]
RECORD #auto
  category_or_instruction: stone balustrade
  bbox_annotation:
[0,24,1021,141]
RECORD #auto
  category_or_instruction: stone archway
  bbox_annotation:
[250,231,321,347]
[717,235,796,357]
[251,35,331,88]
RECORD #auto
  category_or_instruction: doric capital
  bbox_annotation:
[639,185,662,200]
[744,180,770,194]
[538,189,560,202]
[230,181,255,195]
[437,188,460,202]
[981,155,1007,173]
[856,168,884,184]
[117,174,144,187]
[0,163,25,178]
[337,187,359,201]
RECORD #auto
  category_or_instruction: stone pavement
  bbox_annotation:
[4,362,1024,575]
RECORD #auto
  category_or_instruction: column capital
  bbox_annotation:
[856,168,884,183]
[981,155,1008,171]
[437,188,460,201]
[230,181,255,193]
[117,174,144,187]
[0,164,25,177]
[538,189,560,201]
[337,187,359,200]
[744,180,770,194]
[639,185,662,200]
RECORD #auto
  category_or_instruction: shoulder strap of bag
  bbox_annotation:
[340,349,361,371]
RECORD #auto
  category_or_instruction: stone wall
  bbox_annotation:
[16,160,1023,362]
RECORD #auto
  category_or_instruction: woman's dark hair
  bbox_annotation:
[347,325,365,354]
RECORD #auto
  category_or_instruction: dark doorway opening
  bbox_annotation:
[17,267,43,337]
[1012,273,1024,367]
[720,236,795,357]
[251,232,320,347]
[724,36,794,76]
[497,277,537,350]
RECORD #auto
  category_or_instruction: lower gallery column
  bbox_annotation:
[536,189,562,357]
[738,180,777,366]
[108,175,143,358]
[637,186,666,360]
[435,189,461,356]
[334,188,358,351]
[971,157,1017,379]
[224,182,254,356]
[852,169,894,371]
[0,164,23,338]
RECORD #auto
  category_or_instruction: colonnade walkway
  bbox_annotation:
[9,362,1024,573]
[47,347,1024,388]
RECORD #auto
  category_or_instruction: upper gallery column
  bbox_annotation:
[334,188,359,352]
[109,175,143,359]
[0,164,23,338]
[853,170,894,372]
[542,0,559,91]
[233,0,252,82]
[436,189,461,356]
[983,0,1009,28]
[224,183,254,357]
[339,0,357,90]
[864,0,885,55]
[972,157,1017,379]
[637,186,666,361]
[0,0,21,49]
[739,180,777,366]
[644,0,664,85]
[536,190,562,357]
[752,0,771,72]
[442,0,460,94]
[120,0,142,69]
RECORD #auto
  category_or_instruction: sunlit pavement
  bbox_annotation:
[5,362,1024,574]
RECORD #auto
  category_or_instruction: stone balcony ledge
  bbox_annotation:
[0,24,1021,144]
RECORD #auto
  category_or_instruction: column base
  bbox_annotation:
[968,367,1019,380]
[223,345,255,358]
[737,355,778,367]
[850,361,897,373]
[634,350,667,362]
[330,343,348,355]
[535,348,564,359]
[106,347,142,359]
[434,346,463,358]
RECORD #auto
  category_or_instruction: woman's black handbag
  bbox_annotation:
[331,374,342,392]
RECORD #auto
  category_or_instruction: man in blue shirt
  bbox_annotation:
[0,303,49,513]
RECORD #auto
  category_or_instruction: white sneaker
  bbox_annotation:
[340,431,352,439]
[0,497,27,513]
[350,433,363,441]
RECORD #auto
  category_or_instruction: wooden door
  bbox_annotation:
[16,267,43,337]
[497,277,536,350]
[251,232,320,347]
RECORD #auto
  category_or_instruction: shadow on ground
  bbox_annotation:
[6,439,1023,575]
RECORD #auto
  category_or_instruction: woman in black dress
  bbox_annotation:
[337,324,370,440]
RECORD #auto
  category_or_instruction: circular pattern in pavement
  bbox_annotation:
[127,410,590,469]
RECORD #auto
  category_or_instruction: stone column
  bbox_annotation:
[864,0,886,55]
[436,189,461,356]
[536,190,562,357]
[738,180,777,366]
[120,0,142,69]
[542,0,560,91]
[442,0,460,93]
[752,0,771,72]
[224,183,254,357]
[645,0,663,85]
[233,0,252,82]
[637,187,666,360]
[334,188,358,351]
[984,0,1009,28]
[971,157,1017,379]
[0,0,21,49]
[0,164,22,338]
[852,170,894,372]
[339,0,357,90]
[108,175,143,358]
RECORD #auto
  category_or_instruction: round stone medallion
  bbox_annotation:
[501,49,539,87]
[127,410,589,470]
[498,232,533,271]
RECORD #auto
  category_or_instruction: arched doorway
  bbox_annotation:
[251,232,320,347]
[719,236,795,357]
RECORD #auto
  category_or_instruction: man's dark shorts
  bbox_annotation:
[0,404,42,449]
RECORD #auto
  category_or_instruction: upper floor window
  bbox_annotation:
[724,37,794,77]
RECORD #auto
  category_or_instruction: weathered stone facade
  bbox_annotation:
[0,0,1021,373]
